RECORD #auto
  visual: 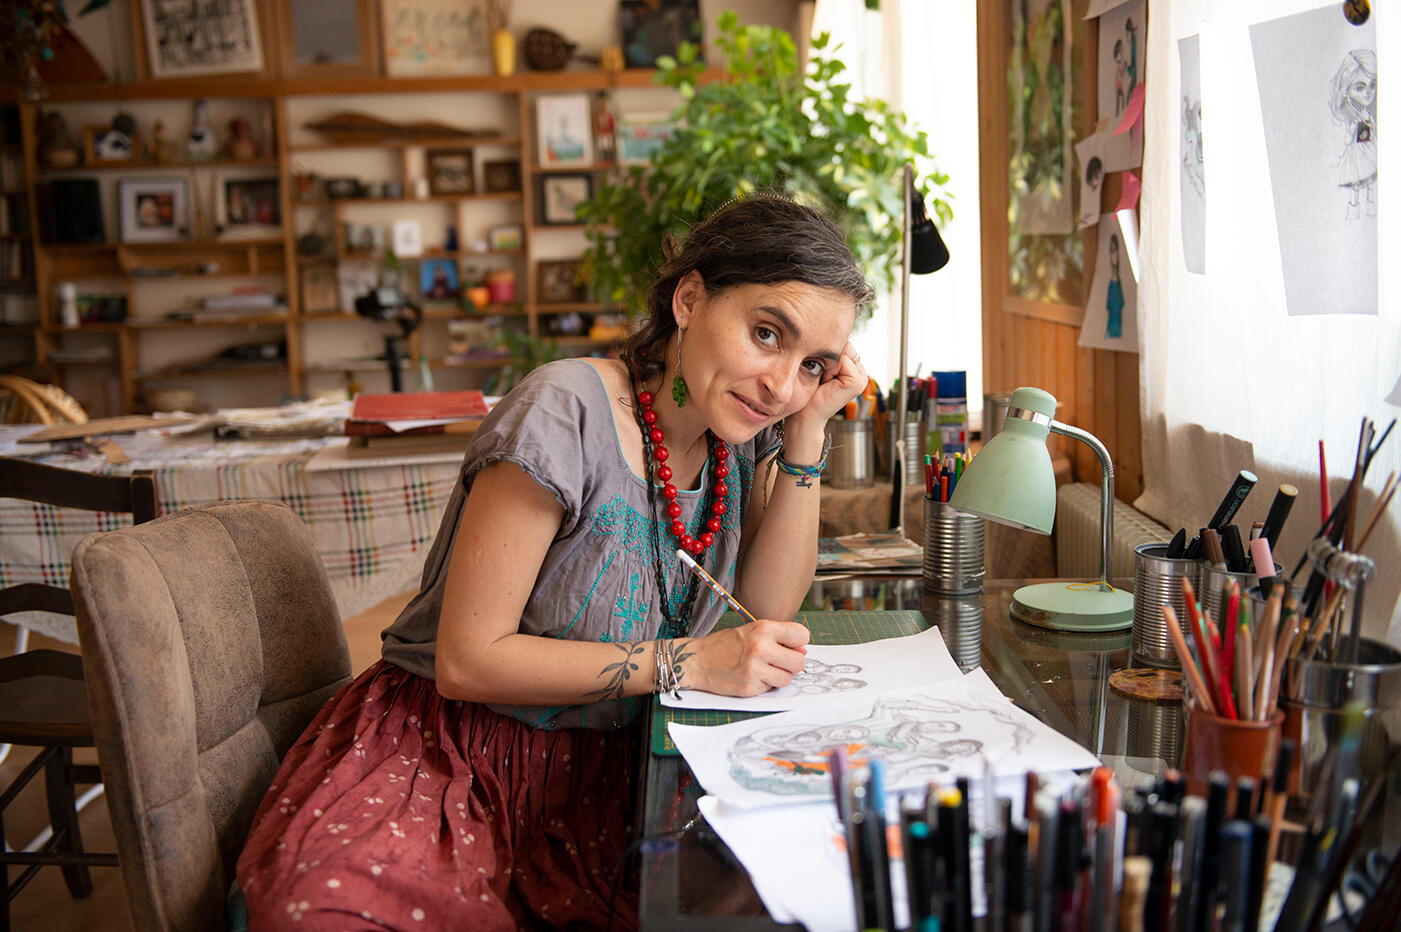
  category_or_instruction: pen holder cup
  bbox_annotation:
[1280,639,1401,844]
[1246,579,1293,621]
[1197,562,1280,626]
[891,413,926,485]
[823,418,875,490]
[1181,706,1284,798]
[922,499,984,596]
[1127,699,1184,770]
[920,589,982,672]
[1132,543,1201,669]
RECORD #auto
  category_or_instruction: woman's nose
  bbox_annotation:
[759,360,797,406]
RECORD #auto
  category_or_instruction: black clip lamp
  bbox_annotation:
[354,285,423,392]
[892,163,950,537]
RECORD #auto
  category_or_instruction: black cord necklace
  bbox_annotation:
[630,378,716,639]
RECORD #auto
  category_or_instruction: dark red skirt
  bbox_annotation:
[236,660,639,930]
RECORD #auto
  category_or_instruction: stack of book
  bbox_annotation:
[345,390,491,450]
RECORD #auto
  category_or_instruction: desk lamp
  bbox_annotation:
[948,386,1133,631]
[354,284,423,392]
[891,163,950,537]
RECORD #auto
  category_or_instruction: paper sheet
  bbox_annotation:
[1079,215,1140,353]
[1074,132,1108,230]
[670,669,1101,810]
[660,625,961,712]
[1095,0,1146,171]
[1178,34,1206,275]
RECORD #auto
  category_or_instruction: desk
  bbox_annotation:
[636,577,1176,929]
[0,427,463,642]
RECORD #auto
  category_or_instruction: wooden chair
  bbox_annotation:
[0,376,88,426]
[0,457,156,932]
[70,501,351,930]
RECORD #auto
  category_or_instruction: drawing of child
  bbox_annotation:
[1330,49,1377,219]
[1113,18,1139,116]
[1106,234,1124,339]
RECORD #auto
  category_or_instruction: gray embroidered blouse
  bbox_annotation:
[381,358,781,729]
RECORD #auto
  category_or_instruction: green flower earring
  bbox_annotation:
[671,329,688,407]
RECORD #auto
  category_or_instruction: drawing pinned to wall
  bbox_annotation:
[660,626,959,713]
[1094,0,1145,172]
[382,0,489,76]
[1251,6,1376,316]
[1178,34,1205,275]
[141,0,264,78]
[1079,215,1139,352]
[1074,132,1108,230]
[668,669,1102,809]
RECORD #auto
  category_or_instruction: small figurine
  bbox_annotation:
[226,117,256,160]
[37,111,80,168]
[593,91,617,163]
[186,98,218,161]
[146,119,176,163]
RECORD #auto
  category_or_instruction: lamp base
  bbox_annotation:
[1010,581,1133,632]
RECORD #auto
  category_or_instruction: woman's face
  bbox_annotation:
[673,275,856,444]
[1348,70,1376,111]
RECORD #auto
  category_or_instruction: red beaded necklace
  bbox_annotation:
[635,385,729,556]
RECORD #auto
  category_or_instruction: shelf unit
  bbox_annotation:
[13,68,695,415]
[0,108,37,368]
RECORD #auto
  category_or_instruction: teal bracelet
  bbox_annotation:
[774,434,832,478]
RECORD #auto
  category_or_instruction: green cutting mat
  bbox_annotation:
[650,609,928,755]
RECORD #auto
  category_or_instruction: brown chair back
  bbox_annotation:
[70,500,351,931]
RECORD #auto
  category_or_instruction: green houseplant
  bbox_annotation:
[580,12,951,316]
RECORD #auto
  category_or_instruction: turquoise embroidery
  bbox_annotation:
[613,570,648,641]
[558,552,615,638]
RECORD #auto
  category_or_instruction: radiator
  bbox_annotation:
[1055,482,1171,580]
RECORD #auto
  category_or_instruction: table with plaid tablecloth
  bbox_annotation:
[0,428,463,643]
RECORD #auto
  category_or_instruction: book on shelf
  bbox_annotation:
[345,389,492,438]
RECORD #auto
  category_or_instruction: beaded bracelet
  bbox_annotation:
[774,432,832,479]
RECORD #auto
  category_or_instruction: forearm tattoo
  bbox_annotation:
[587,641,647,700]
[666,639,696,688]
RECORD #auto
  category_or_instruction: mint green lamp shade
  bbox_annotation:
[949,386,1133,633]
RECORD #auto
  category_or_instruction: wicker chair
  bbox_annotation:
[0,376,88,426]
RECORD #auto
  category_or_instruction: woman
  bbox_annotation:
[236,195,872,929]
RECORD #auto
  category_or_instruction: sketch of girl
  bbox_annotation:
[1105,234,1124,339]
[1113,19,1139,115]
[1182,96,1205,197]
[789,659,867,695]
[1329,49,1377,219]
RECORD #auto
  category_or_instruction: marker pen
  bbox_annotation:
[1259,484,1298,552]
[1006,821,1032,932]
[1218,821,1252,932]
[1053,797,1083,932]
[1174,797,1206,932]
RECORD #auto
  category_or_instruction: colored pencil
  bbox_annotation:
[675,549,759,624]
[1162,604,1216,715]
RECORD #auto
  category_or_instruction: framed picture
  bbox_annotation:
[299,264,339,314]
[420,258,461,301]
[118,177,189,243]
[214,175,281,238]
[488,224,523,251]
[426,149,475,196]
[278,0,380,79]
[482,159,521,194]
[392,219,423,257]
[616,116,677,166]
[536,259,587,305]
[536,95,594,167]
[619,0,702,68]
[83,127,139,166]
[538,173,593,226]
[140,0,265,79]
[382,0,490,76]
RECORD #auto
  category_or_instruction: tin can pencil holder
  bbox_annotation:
[891,412,925,485]
[823,418,875,489]
[1132,543,1200,669]
[922,499,984,595]
[920,590,982,672]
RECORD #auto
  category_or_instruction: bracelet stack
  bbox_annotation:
[774,433,832,479]
[654,639,682,700]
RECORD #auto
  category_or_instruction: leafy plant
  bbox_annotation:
[580,12,951,317]
[483,327,564,395]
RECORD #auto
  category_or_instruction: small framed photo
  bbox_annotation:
[536,259,587,305]
[536,94,594,167]
[420,258,460,301]
[482,159,521,194]
[538,173,593,226]
[392,219,423,257]
[118,177,190,243]
[488,224,523,251]
[616,116,677,166]
[84,127,140,165]
[299,263,339,314]
[426,149,475,196]
[214,174,281,238]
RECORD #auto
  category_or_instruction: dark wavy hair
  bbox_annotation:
[619,194,874,383]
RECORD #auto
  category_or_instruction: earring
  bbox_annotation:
[671,328,688,407]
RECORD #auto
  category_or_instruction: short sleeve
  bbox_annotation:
[460,363,591,536]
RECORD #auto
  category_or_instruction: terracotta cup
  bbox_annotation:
[1180,706,1284,798]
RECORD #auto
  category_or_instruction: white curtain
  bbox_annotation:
[810,0,985,419]
[1139,0,1401,644]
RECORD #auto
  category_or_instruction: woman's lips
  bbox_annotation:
[732,392,773,422]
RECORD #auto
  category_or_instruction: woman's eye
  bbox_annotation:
[802,359,826,378]
[755,326,777,346]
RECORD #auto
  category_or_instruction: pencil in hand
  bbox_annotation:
[675,548,759,624]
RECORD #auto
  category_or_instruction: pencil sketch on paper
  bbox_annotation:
[723,692,1034,798]
[1178,33,1205,275]
[1329,50,1377,220]
[789,659,867,695]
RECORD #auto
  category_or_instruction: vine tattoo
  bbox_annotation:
[666,638,696,689]
[587,641,647,700]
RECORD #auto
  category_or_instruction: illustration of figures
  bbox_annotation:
[1330,49,1377,219]
[1181,96,1205,198]
[788,659,866,696]
[1113,18,1139,115]
[1105,234,1124,339]
[1085,156,1103,195]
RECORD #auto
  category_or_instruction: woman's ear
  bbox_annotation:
[671,270,705,329]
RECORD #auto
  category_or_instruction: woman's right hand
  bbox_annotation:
[681,620,810,697]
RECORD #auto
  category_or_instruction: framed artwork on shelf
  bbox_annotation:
[616,116,677,166]
[118,177,190,244]
[426,149,475,196]
[393,219,424,257]
[536,259,587,305]
[300,264,339,314]
[421,258,461,301]
[382,0,491,76]
[482,159,521,193]
[538,173,593,226]
[536,95,594,167]
[619,0,702,68]
[140,0,265,79]
[278,0,380,79]
[214,174,281,238]
[84,127,139,166]
[488,224,523,251]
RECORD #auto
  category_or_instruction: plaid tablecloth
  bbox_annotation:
[1,430,462,643]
